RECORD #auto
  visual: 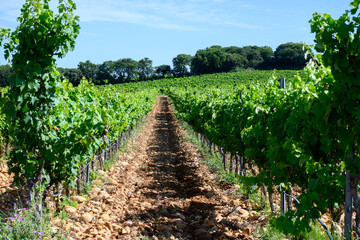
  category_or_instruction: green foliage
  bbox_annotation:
[0,0,157,200]
[310,0,360,168]
[0,201,65,239]
[78,60,97,81]
[256,224,286,240]
[310,0,360,236]
[58,67,82,86]
[155,64,172,77]
[274,42,310,70]
[191,44,309,74]
[138,57,153,80]
[113,58,139,82]
[60,196,78,208]
[191,47,227,74]
[0,0,80,197]
[172,54,192,76]
[95,60,115,85]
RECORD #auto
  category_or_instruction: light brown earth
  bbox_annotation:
[55,96,264,240]
[0,163,27,216]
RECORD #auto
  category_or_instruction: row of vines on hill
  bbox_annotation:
[0,0,157,204]
[167,65,339,236]
[112,70,307,92]
[166,1,360,238]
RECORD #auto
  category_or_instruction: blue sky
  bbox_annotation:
[0,0,352,68]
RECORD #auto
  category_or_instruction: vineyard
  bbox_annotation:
[0,0,359,239]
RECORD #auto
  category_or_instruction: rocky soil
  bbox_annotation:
[54,96,265,240]
[0,162,28,216]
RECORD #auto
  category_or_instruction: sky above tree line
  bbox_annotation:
[0,0,351,68]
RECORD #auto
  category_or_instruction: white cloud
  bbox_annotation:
[75,0,260,30]
[0,0,261,31]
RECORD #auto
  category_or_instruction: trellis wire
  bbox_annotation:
[45,188,64,198]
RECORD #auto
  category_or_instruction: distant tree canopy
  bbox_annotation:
[114,58,139,82]
[58,67,82,86]
[191,43,309,74]
[172,54,192,76]
[274,42,310,70]
[95,61,115,85]
[191,46,228,74]
[76,57,156,85]
[78,60,97,80]
[191,45,275,74]
[0,42,310,87]
[155,65,171,77]
[138,57,153,80]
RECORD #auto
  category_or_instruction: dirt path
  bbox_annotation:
[59,96,260,240]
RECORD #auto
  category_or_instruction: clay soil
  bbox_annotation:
[57,96,263,240]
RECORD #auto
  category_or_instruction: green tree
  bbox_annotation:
[113,58,138,82]
[113,59,126,83]
[191,47,227,74]
[120,58,138,82]
[257,46,275,69]
[241,46,264,69]
[274,42,309,70]
[95,61,115,85]
[224,45,274,70]
[172,54,192,76]
[78,60,97,80]
[138,57,153,80]
[155,65,171,77]
[58,67,82,86]
[223,46,248,70]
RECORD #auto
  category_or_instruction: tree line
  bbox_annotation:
[0,42,310,86]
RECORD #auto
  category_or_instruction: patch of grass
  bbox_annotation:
[180,122,223,174]
[300,222,342,240]
[89,169,96,181]
[82,181,93,194]
[256,224,286,240]
[255,220,342,240]
[59,196,78,208]
[54,207,69,222]
[238,184,268,212]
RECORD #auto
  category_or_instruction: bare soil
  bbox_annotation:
[0,162,27,217]
[58,96,263,240]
